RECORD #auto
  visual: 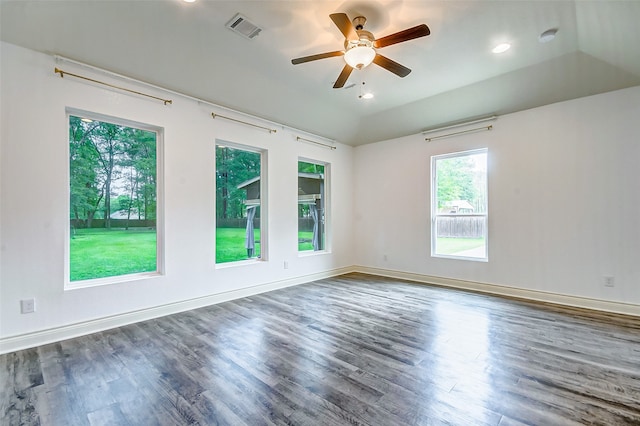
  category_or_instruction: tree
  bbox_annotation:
[216,146,261,220]
[122,128,156,223]
[69,116,156,230]
[298,161,324,174]
[92,123,127,227]
[298,161,324,218]
[436,155,479,209]
[69,117,103,228]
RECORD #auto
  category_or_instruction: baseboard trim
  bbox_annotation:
[0,266,354,355]
[353,266,640,317]
[4,265,638,354]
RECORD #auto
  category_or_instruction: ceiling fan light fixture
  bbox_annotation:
[344,45,376,69]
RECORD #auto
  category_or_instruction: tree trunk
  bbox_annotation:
[104,176,112,229]
[87,210,94,229]
[125,167,136,230]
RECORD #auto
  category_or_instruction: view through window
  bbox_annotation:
[216,144,263,264]
[69,114,159,282]
[298,160,326,252]
[432,149,488,260]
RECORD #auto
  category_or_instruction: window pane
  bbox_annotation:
[432,150,487,260]
[69,115,158,281]
[216,145,262,263]
[298,160,326,252]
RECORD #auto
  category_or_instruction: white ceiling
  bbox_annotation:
[2,0,639,146]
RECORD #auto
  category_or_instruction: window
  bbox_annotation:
[68,112,162,283]
[431,149,487,260]
[216,143,264,264]
[298,159,327,252]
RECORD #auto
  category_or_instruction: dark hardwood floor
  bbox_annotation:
[2,273,640,425]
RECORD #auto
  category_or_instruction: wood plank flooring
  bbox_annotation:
[2,273,640,425]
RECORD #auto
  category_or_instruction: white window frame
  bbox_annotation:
[431,148,488,262]
[65,108,165,290]
[297,158,330,255]
[215,140,268,267]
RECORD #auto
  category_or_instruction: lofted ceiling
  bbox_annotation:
[1,0,639,146]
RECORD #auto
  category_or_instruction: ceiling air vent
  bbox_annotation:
[226,13,262,40]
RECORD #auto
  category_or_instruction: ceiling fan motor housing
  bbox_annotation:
[352,16,367,30]
[344,30,374,49]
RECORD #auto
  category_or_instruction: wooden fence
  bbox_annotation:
[216,218,252,229]
[437,215,486,238]
[216,217,315,231]
[71,219,155,229]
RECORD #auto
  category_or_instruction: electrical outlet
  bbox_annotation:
[603,276,615,288]
[20,298,36,314]
[284,260,289,269]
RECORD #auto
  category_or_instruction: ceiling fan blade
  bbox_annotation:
[333,64,354,88]
[291,50,344,65]
[330,13,358,40]
[373,54,411,77]
[373,24,430,49]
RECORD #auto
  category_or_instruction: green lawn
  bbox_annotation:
[298,231,314,251]
[216,227,261,263]
[216,228,319,262]
[70,228,156,281]
[436,237,485,255]
[70,227,328,278]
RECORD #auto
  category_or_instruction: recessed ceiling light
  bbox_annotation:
[492,43,511,54]
[539,28,558,43]
[183,0,196,3]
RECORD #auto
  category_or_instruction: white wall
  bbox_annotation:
[2,40,639,352]
[0,42,355,347]
[354,84,640,309]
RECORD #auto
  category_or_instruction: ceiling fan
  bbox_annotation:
[291,13,430,89]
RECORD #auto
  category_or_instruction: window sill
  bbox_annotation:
[431,254,488,262]
[298,250,331,258]
[215,258,264,269]
[65,271,163,291]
